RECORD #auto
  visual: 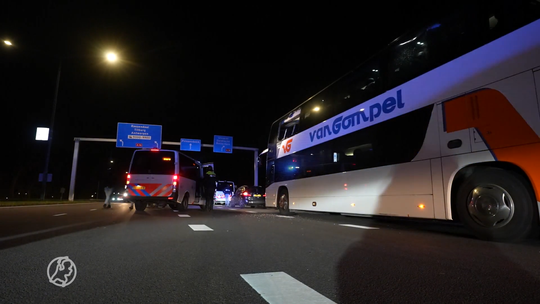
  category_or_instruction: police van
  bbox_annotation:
[125,148,210,211]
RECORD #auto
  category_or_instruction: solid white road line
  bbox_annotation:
[276,215,295,219]
[241,272,335,304]
[339,224,379,230]
[178,214,191,218]
[188,224,213,231]
[53,213,67,217]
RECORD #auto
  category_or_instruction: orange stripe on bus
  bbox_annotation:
[443,88,540,199]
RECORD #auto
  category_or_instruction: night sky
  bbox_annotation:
[2,1,463,199]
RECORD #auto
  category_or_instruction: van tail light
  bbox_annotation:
[126,174,131,185]
[173,175,178,186]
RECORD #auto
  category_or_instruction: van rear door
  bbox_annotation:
[127,150,177,199]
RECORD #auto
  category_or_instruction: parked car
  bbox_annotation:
[229,185,265,208]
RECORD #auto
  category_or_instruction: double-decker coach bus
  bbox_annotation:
[264,0,540,242]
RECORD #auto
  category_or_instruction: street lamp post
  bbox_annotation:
[40,60,62,200]
[39,51,118,199]
[4,40,119,200]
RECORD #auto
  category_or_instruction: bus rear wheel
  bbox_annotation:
[455,167,537,242]
[278,190,290,215]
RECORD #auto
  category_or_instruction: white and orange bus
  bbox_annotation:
[264,0,540,241]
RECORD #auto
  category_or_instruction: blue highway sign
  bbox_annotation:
[116,122,162,149]
[180,138,201,151]
[213,135,233,153]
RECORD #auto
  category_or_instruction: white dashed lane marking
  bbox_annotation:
[241,271,335,304]
[178,214,190,218]
[90,209,97,211]
[276,215,295,219]
[339,224,379,230]
[53,213,67,217]
[188,224,213,231]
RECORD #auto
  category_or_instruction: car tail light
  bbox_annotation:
[263,194,266,197]
[242,191,249,196]
[151,148,159,151]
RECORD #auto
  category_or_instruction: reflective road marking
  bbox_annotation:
[339,224,379,230]
[241,271,335,304]
[188,224,213,231]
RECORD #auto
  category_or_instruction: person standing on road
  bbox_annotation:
[103,165,114,209]
[224,187,232,207]
[203,169,217,211]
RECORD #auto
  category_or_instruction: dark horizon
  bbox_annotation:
[1,1,468,199]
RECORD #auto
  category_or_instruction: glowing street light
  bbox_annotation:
[106,52,118,62]
[6,39,121,199]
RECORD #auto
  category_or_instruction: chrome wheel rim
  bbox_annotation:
[467,184,515,228]
[278,194,288,211]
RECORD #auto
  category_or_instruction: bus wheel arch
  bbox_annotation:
[450,162,538,242]
[277,186,290,215]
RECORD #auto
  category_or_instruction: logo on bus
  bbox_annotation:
[281,138,293,153]
[309,89,404,142]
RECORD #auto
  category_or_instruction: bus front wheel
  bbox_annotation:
[455,167,537,242]
[278,190,290,215]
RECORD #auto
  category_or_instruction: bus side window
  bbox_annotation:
[486,0,540,42]
[278,110,300,141]
[386,10,491,89]
[386,27,430,88]
[333,59,383,111]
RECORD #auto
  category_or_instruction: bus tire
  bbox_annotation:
[278,190,290,215]
[455,167,537,242]
[135,201,147,212]
[178,195,189,211]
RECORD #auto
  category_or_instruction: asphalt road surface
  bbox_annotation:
[1,202,540,303]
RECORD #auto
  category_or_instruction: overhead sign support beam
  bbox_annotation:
[68,138,259,201]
